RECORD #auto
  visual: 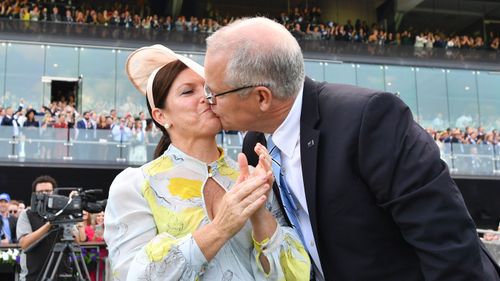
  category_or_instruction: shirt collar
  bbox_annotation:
[163,144,228,175]
[272,85,303,159]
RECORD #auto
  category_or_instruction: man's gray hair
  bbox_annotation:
[206,17,305,99]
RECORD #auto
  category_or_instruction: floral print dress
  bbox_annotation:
[104,144,310,281]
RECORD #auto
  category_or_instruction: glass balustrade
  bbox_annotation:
[1,126,499,176]
[1,41,500,131]
[0,126,244,167]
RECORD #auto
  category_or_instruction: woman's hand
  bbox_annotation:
[238,145,277,274]
[236,145,277,237]
[239,143,274,221]
[253,143,274,187]
[193,160,271,261]
[210,162,271,240]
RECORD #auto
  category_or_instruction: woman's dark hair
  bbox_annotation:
[146,60,188,159]
[26,109,37,122]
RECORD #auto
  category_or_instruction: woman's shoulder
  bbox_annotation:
[108,167,145,197]
[110,155,179,191]
[141,154,177,177]
[114,166,144,181]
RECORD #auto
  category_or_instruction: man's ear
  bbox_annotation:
[151,108,170,127]
[256,86,273,112]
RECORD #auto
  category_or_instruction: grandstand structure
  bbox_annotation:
[0,0,500,229]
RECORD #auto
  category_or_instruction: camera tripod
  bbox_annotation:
[39,223,91,281]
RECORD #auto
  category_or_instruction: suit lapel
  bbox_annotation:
[300,77,321,247]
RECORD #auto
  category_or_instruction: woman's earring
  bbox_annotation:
[164,123,171,129]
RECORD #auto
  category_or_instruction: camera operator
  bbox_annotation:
[16,175,74,281]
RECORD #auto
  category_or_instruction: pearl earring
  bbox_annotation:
[164,123,171,129]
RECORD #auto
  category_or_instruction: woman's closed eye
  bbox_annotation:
[180,89,194,95]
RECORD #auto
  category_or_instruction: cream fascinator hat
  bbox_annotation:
[126,44,205,109]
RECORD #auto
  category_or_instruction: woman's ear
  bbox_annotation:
[256,86,273,112]
[151,108,170,128]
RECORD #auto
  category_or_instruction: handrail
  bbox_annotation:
[0,127,498,176]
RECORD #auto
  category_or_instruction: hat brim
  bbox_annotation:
[126,44,205,96]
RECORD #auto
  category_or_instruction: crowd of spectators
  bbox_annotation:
[1,97,500,149]
[1,98,500,145]
[280,7,499,51]
[0,98,160,162]
[0,98,156,134]
[0,0,499,52]
[427,127,499,145]
[427,126,500,172]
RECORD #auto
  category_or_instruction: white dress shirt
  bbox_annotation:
[272,86,325,280]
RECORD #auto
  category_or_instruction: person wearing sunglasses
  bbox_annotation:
[8,200,20,219]
[104,45,310,281]
[204,17,500,281]
[0,193,16,244]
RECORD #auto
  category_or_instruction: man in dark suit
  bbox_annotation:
[0,107,17,126]
[50,7,62,22]
[0,193,17,243]
[76,111,95,160]
[204,17,500,280]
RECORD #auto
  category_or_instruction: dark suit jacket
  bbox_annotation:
[50,14,62,22]
[0,215,17,243]
[0,115,16,126]
[76,119,93,130]
[8,216,17,243]
[243,77,500,281]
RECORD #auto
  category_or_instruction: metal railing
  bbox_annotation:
[1,126,499,176]
[0,126,243,167]
[440,142,500,177]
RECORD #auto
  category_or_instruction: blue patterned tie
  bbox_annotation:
[267,136,306,247]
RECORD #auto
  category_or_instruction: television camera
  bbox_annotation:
[31,188,106,224]
[29,188,106,281]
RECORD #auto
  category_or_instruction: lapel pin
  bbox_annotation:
[307,139,315,148]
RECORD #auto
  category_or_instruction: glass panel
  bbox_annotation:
[129,128,148,165]
[145,131,162,162]
[384,65,419,119]
[64,127,120,163]
[446,69,479,129]
[45,45,79,77]
[3,124,498,175]
[79,48,116,114]
[324,63,356,85]
[304,61,324,81]
[0,43,6,105]
[42,83,51,106]
[452,143,494,176]
[94,128,120,163]
[477,72,500,130]
[439,142,453,170]
[356,64,385,91]
[19,125,41,160]
[219,131,243,162]
[4,43,45,110]
[0,126,18,160]
[115,49,146,118]
[415,68,449,130]
[36,126,59,161]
